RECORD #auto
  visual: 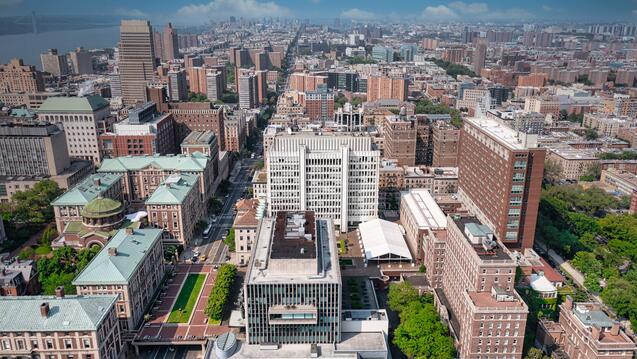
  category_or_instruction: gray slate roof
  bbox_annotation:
[0,295,117,332]
[73,228,162,285]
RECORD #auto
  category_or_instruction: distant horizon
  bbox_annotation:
[0,0,636,26]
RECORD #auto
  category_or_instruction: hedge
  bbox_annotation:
[204,264,237,321]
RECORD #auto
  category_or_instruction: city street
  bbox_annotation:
[183,158,257,266]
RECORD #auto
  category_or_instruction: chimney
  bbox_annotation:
[125,227,134,235]
[591,326,601,340]
[40,302,50,318]
[55,286,64,298]
[564,295,573,310]
[108,247,118,256]
[610,322,620,336]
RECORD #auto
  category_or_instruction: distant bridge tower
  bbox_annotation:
[31,11,37,34]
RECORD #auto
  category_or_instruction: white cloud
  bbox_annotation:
[421,2,534,21]
[176,0,291,24]
[484,7,535,21]
[542,5,553,12]
[115,8,149,18]
[422,5,458,20]
[449,2,488,14]
[340,8,376,20]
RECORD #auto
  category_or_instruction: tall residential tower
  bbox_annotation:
[119,20,155,105]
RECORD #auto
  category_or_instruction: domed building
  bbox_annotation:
[53,197,131,249]
[81,197,125,232]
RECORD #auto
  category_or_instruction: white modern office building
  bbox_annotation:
[245,211,342,345]
[266,132,380,232]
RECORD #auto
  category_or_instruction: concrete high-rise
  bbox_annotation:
[458,117,545,249]
[119,20,155,105]
[267,133,380,231]
[162,23,179,61]
[68,47,93,75]
[0,122,70,177]
[40,49,70,77]
[38,95,112,165]
[205,71,223,102]
[245,211,341,344]
[0,58,44,93]
[238,72,258,109]
[167,69,187,101]
[473,39,487,76]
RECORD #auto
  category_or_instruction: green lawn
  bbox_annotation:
[167,274,206,323]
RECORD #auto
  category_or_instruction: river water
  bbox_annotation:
[0,26,120,68]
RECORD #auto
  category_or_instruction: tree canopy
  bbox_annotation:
[37,246,101,295]
[428,58,476,79]
[388,282,455,359]
[413,99,463,128]
[539,184,637,328]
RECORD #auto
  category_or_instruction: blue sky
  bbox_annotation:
[1,0,636,24]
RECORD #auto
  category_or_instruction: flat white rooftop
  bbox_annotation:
[549,147,599,160]
[466,117,538,150]
[230,332,387,359]
[401,189,447,230]
[247,214,340,284]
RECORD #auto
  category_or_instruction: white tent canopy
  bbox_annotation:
[358,219,413,261]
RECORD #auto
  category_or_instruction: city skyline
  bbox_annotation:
[1,4,637,358]
[1,0,637,23]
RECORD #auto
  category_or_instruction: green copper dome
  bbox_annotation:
[81,197,124,219]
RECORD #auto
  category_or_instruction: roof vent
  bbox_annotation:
[125,227,134,235]
[108,247,118,256]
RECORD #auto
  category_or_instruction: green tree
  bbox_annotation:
[598,151,637,160]
[543,158,563,184]
[584,273,602,292]
[600,277,637,328]
[225,63,235,85]
[164,245,178,262]
[187,92,209,102]
[388,281,419,313]
[579,164,600,182]
[393,300,455,359]
[224,228,236,252]
[205,264,237,321]
[584,128,598,140]
[18,247,35,260]
[346,56,376,65]
[525,348,550,359]
[427,58,476,78]
[37,246,100,295]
